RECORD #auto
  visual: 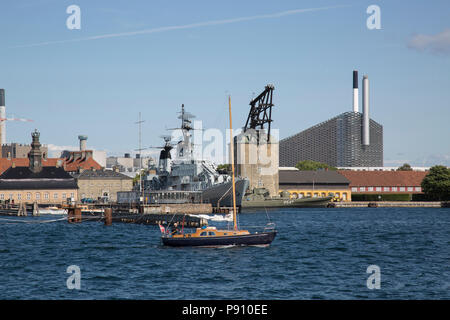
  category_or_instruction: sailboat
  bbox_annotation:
[160,96,277,247]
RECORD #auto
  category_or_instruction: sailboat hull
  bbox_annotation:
[161,231,276,247]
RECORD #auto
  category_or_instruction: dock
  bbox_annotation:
[330,201,445,208]
[0,202,210,228]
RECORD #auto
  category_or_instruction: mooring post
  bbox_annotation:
[68,207,74,223]
[18,202,27,216]
[32,201,39,216]
[104,208,112,226]
[74,207,82,223]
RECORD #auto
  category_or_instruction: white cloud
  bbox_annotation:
[46,144,78,157]
[46,143,109,158]
[408,28,450,55]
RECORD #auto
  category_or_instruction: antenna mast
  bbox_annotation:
[135,112,145,204]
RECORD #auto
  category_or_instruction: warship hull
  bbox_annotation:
[201,178,249,208]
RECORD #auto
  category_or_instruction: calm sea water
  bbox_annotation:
[0,207,449,300]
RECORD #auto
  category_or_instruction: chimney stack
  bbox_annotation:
[0,89,6,145]
[352,71,359,113]
[78,135,88,151]
[362,75,370,146]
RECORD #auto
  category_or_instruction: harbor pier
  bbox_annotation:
[330,201,444,208]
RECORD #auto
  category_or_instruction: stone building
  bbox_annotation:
[234,129,279,197]
[73,169,133,202]
[1,143,49,159]
[0,130,78,204]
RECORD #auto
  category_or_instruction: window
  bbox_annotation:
[70,193,74,198]
[407,187,413,192]
[351,187,357,192]
[44,193,49,199]
[208,232,216,236]
[383,187,390,192]
[415,187,421,192]
[400,187,406,192]
[0,194,4,200]
[9,194,13,200]
[27,193,31,200]
[368,187,374,192]
[359,187,366,192]
[36,193,40,200]
[17,194,22,200]
[392,187,398,192]
[54,193,58,199]
[200,232,207,236]
[376,187,382,192]
[62,193,67,199]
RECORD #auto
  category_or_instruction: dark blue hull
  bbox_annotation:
[201,178,249,207]
[161,231,276,247]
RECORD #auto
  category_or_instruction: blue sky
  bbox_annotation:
[1,0,449,166]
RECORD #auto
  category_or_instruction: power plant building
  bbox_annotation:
[279,71,383,167]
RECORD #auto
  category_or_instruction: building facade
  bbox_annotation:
[2,143,49,159]
[106,153,155,177]
[279,169,351,201]
[338,170,428,200]
[234,129,279,197]
[73,169,133,202]
[0,130,78,204]
[279,112,383,168]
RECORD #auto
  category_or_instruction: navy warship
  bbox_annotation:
[143,104,249,208]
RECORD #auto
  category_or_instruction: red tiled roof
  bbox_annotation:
[0,157,102,175]
[337,170,428,187]
[63,157,102,172]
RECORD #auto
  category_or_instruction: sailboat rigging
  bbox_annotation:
[160,96,277,247]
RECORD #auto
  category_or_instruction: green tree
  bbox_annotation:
[421,165,450,201]
[397,163,413,171]
[217,164,232,174]
[133,173,141,186]
[295,160,337,171]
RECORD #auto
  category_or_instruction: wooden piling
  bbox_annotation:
[17,202,27,216]
[104,208,112,226]
[74,207,82,223]
[68,207,74,223]
[32,201,39,216]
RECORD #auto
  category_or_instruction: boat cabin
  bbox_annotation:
[170,226,250,238]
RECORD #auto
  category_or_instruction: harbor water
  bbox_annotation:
[0,207,449,299]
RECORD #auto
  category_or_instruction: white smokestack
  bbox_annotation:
[353,70,359,113]
[0,89,6,145]
[362,75,370,146]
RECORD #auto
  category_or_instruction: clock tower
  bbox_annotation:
[28,129,43,173]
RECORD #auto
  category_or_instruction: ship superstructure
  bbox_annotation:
[142,104,249,207]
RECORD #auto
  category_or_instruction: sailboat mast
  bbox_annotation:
[228,95,238,231]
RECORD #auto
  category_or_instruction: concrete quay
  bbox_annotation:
[332,201,445,208]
